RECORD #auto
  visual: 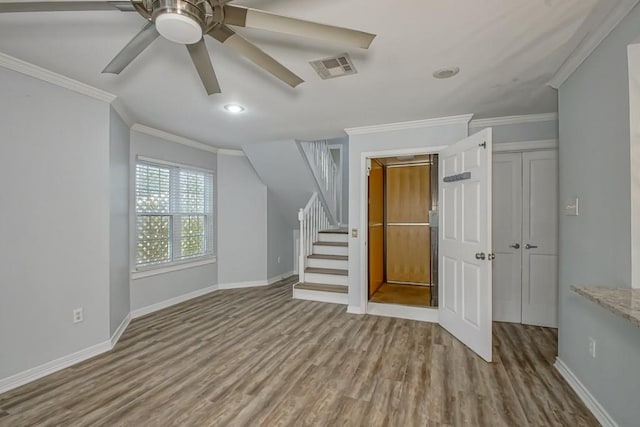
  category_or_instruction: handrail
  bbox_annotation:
[298,192,330,283]
[299,140,341,225]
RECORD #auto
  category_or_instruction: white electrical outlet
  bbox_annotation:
[564,197,579,216]
[588,337,596,358]
[73,308,84,324]
[277,256,281,264]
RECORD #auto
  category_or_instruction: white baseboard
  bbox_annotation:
[131,283,219,319]
[366,302,439,323]
[347,305,365,314]
[219,272,295,290]
[293,288,348,305]
[268,271,294,285]
[110,314,131,348]
[554,358,618,427]
[0,340,112,394]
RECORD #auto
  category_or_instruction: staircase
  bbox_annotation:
[293,229,349,305]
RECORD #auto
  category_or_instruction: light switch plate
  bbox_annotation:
[351,228,358,238]
[564,197,579,216]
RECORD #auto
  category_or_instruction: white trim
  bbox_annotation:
[493,139,558,152]
[548,0,640,89]
[217,148,245,156]
[366,302,439,323]
[131,257,216,280]
[218,279,268,289]
[293,288,349,305]
[347,305,365,314]
[345,114,473,136]
[131,123,219,154]
[359,145,448,311]
[131,283,219,318]
[110,314,131,348]
[554,358,618,427]
[470,113,558,128]
[268,271,294,285]
[0,52,116,103]
[0,340,112,394]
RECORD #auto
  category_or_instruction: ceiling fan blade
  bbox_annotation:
[223,5,376,49]
[209,25,303,88]
[102,22,159,74]
[186,39,221,95]
[0,1,136,13]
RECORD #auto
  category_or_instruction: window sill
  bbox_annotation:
[131,257,216,280]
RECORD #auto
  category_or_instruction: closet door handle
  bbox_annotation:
[525,244,538,250]
[475,252,486,260]
[509,243,520,249]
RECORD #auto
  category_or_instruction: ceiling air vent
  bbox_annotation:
[310,53,357,80]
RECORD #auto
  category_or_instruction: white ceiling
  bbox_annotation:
[0,0,616,148]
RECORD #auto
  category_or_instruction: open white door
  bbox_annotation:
[438,128,493,362]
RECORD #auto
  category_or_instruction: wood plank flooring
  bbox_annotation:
[370,282,433,307]
[0,277,597,426]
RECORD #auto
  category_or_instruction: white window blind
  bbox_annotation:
[135,160,214,268]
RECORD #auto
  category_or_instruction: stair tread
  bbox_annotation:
[295,282,348,293]
[305,267,348,276]
[319,229,348,234]
[314,242,348,247]
[308,254,348,261]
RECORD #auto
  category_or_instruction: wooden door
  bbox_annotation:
[368,160,384,297]
[439,128,493,362]
[522,150,558,327]
[492,153,523,323]
[386,164,431,284]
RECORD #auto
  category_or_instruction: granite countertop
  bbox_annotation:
[572,286,640,328]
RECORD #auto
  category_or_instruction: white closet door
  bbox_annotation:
[522,150,558,327]
[492,153,522,323]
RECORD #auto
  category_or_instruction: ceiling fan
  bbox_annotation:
[0,0,376,94]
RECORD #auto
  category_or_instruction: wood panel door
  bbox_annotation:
[386,164,431,284]
[522,150,558,327]
[368,160,384,297]
[492,153,523,323]
[439,128,493,362]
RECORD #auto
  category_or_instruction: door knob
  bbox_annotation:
[509,243,520,249]
[525,244,538,250]
[488,253,496,261]
[475,252,486,260]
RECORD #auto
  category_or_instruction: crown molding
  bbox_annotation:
[0,51,115,103]
[470,113,558,128]
[548,0,640,89]
[131,123,219,154]
[344,114,473,136]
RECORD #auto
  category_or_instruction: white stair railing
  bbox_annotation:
[299,140,340,224]
[298,192,330,283]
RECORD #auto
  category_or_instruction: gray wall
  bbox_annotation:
[217,154,268,284]
[347,122,469,310]
[109,107,130,335]
[0,68,111,379]
[558,4,640,425]
[242,139,317,228]
[129,130,218,310]
[470,119,558,144]
[267,189,294,279]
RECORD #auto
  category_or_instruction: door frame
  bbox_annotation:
[359,145,447,319]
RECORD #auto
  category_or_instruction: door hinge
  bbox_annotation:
[479,141,487,149]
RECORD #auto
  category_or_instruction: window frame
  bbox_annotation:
[133,156,216,274]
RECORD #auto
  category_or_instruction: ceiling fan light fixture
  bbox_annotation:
[224,104,245,113]
[155,12,203,45]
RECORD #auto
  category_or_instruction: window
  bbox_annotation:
[135,159,214,269]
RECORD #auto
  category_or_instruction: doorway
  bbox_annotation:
[367,154,438,308]
[492,150,558,327]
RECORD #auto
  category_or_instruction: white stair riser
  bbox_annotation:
[318,233,348,243]
[293,288,348,305]
[304,272,348,286]
[313,245,348,256]
[307,258,348,270]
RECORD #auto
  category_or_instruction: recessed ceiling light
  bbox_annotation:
[224,104,245,113]
[433,67,460,79]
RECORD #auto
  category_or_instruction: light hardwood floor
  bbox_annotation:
[0,277,597,426]
[369,283,433,307]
